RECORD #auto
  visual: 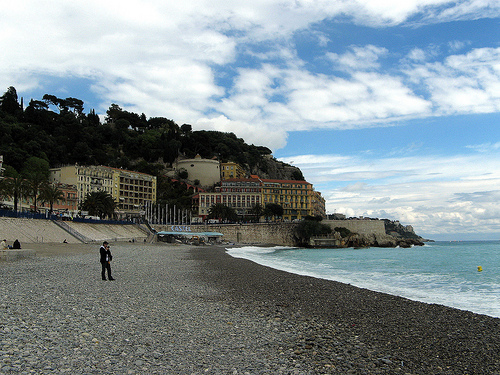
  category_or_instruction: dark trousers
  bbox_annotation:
[101,262,112,280]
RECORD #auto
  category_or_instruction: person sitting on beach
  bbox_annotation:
[12,239,21,249]
[1,239,7,250]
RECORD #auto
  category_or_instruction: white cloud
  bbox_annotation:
[466,142,500,153]
[281,150,500,238]
[405,47,500,115]
[328,45,388,71]
[194,115,288,149]
[0,0,499,151]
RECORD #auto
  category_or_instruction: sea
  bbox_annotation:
[226,241,500,318]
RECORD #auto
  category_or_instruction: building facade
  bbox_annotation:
[197,177,262,221]
[39,183,78,214]
[261,179,314,221]
[311,190,326,218]
[174,155,220,187]
[50,165,157,218]
[220,162,245,180]
[196,176,324,222]
[219,177,262,219]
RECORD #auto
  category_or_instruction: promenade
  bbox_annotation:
[0,217,148,245]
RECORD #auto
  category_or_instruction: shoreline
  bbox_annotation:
[2,242,499,374]
[192,245,500,374]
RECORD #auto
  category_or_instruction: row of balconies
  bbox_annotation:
[120,185,153,193]
[119,177,153,186]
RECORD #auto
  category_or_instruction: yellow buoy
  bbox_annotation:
[477,266,483,272]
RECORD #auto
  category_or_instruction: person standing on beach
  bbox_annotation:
[99,241,115,281]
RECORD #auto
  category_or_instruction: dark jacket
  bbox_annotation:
[99,245,112,263]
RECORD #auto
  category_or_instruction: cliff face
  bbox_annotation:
[316,219,425,248]
[250,155,304,180]
[383,219,425,242]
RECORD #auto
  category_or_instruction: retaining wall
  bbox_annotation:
[323,219,386,236]
[206,223,298,246]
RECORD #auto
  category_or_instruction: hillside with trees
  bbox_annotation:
[0,86,306,213]
[0,86,303,182]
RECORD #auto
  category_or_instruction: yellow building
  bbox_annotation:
[196,176,323,222]
[50,165,156,218]
[261,179,314,221]
[311,190,326,219]
[220,162,245,180]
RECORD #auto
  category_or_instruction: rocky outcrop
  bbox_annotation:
[310,227,425,248]
[383,219,425,242]
[250,155,304,180]
[335,232,424,248]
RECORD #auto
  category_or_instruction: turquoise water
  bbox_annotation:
[227,241,500,318]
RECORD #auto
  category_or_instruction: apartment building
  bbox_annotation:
[196,176,325,222]
[197,176,262,220]
[311,190,326,218]
[50,165,156,218]
[261,179,314,221]
[220,162,245,180]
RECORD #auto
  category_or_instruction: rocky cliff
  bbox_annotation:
[250,155,304,181]
[317,219,426,248]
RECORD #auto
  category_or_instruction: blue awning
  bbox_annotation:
[157,231,223,237]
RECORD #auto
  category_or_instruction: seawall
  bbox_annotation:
[323,219,386,236]
[157,220,389,247]
[0,217,148,244]
[152,222,299,246]
[206,223,297,246]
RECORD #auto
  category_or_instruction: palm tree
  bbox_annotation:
[21,157,50,212]
[250,203,264,222]
[80,191,117,219]
[24,177,47,212]
[208,203,238,222]
[0,176,26,212]
[39,184,65,214]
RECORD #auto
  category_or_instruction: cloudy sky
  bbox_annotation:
[2,0,500,240]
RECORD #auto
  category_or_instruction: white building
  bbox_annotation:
[174,155,220,187]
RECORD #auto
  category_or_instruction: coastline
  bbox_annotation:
[192,245,500,374]
[2,242,499,374]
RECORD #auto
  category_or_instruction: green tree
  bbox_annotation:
[0,86,22,117]
[0,175,26,212]
[264,203,283,221]
[21,157,50,212]
[208,203,238,222]
[250,203,264,222]
[80,191,117,219]
[294,218,332,246]
[39,184,65,214]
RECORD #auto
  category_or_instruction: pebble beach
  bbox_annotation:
[1,242,500,374]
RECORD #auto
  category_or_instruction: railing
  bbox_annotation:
[52,220,93,243]
[0,209,58,220]
[0,209,134,225]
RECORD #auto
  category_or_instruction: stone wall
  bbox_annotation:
[323,219,386,236]
[155,219,388,247]
[204,223,298,246]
